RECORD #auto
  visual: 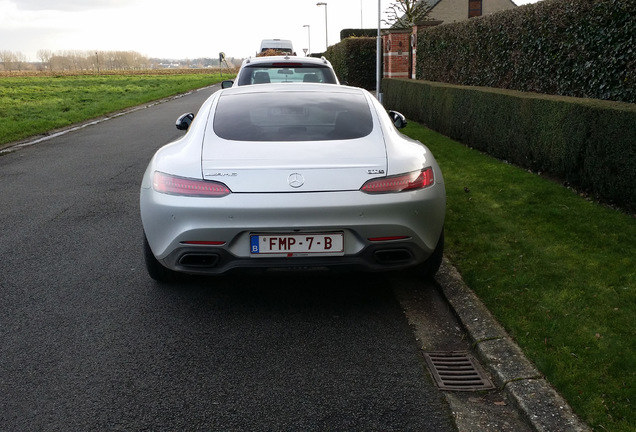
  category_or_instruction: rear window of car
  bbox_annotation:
[237,65,338,85]
[213,92,373,142]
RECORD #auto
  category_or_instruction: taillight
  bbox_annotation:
[361,167,434,194]
[153,172,231,197]
[368,236,410,242]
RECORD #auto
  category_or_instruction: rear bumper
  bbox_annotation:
[140,185,445,276]
[159,239,431,275]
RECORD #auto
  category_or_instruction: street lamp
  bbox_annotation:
[316,2,328,51]
[303,24,311,56]
[376,0,381,101]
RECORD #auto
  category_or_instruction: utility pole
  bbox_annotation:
[376,0,382,102]
[316,2,328,50]
[303,24,311,56]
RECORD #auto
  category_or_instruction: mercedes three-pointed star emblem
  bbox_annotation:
[287,172,305,188]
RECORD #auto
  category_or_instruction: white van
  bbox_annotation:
[258,39,295,56]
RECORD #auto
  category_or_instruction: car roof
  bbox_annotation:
[239,55,333,67]
[219,82,364,97]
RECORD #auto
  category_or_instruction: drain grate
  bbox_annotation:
[424,351,495,391]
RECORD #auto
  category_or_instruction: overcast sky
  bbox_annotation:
[0,0,539,61]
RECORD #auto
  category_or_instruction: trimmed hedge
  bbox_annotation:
[382,78,636,212]
[340,28,378,39]
[325,37,377,89]
[416,0,636,103]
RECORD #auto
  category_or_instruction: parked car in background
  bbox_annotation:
[221,55,339,88]
[140,84,445,282]
[258,38,295,56]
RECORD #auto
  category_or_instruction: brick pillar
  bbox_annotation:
[382,30,411,79]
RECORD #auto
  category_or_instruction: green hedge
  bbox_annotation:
[340,28,378,39]
[416,0,636,103]
[325,37,377,89]
[382,78,636,212]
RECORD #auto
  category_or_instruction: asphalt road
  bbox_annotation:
[0,84,530,431]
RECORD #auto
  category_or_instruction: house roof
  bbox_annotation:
[391,0,517,28]
[419,0,442,9]
[390,0,442,29]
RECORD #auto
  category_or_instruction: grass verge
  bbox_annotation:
[403,121,635,432]
[0,72,232,147]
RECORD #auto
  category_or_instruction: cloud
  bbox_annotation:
[0,0,424,61]
[12,0,131,11]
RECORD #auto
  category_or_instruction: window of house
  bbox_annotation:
[469,0,482,17]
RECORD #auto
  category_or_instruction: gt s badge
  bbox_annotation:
[206,172,237,177]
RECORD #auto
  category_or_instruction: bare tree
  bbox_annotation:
[66,50,83,70]
[37,49,53,70]
[32,49,150,72]
[131,51,150,69]
[50,54,72,71]
[13,51,28,71]
[0,50,16,71]
[384,0,432,29]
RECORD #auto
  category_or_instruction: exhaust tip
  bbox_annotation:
[374,249,413,264]
[179,253,220,268]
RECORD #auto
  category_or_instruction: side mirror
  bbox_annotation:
[221,80,234,89]
[176,112,194,131]
[388,111,407,129]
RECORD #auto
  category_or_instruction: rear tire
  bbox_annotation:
[411,230,444,278]
[143,234,181,283]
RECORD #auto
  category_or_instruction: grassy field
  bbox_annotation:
[0,71,232,147]
[403,122,635,432]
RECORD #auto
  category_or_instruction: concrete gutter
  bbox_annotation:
[435,258,591,432]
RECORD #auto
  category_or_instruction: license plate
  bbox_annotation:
[250,233,344,256]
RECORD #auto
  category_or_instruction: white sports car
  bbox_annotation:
[140,84,445,282]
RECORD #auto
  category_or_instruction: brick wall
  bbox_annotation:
[382,30,411,79]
